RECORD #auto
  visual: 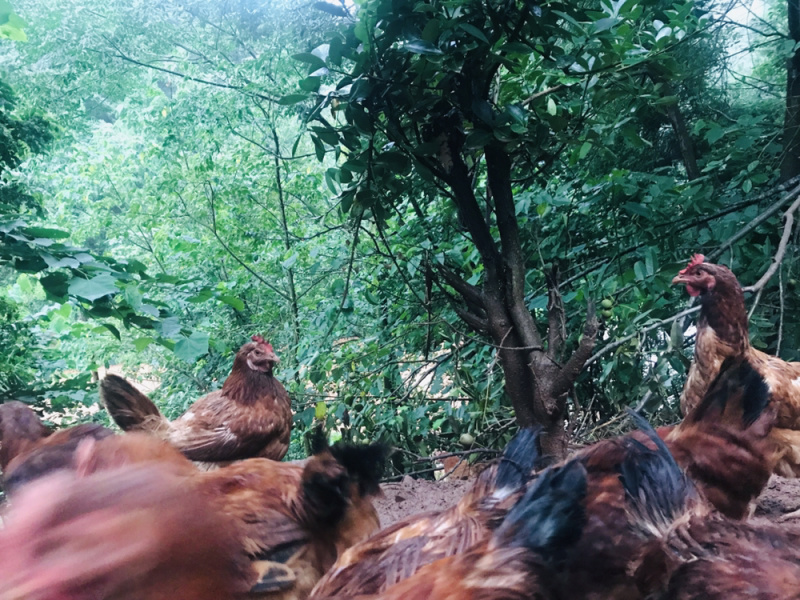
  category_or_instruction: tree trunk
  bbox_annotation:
[433,132,598,461]
[647,68,700,180]
[782,0,800,181]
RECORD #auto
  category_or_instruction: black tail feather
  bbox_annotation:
[496,459,587,562]
[307,424,387,497]
[620,409,697,535]
[687,357,770,427]
[495,427,543,492]
[328,441,388,497]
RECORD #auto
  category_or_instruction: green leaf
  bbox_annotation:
[633,261,646,281]
[278,93,309,105]
[21,226,70,239]
[547,97,557,116]
[403,39,443,55]
[133,337,155,352]
[157,316,181,339]
[299,76,321,92]
[174,331,210,362]
[292,52,327,71]
[220,295,245,311]
[101,323,121,340]
[592,17,618,33]
[578,141,592,159]
[458,23,489,43]
[68,274,119,301]
[281,252,299,270]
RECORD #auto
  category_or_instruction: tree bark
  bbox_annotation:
[781,0,800,181]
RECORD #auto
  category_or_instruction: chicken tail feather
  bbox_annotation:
[494,426,543,495]
[620,410,698,538]
[328,441,389,497]
[495,459,587,562]
[100,374,166,433]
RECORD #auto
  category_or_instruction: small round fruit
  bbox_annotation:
[788,279,798,291]
[459,433,475,447]
[601,298,614,309]
[601,309,614,319]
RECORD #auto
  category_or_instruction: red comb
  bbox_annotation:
[679,253,705,274]
[251,335,274,352]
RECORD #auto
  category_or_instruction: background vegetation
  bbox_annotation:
[1,0,798,472]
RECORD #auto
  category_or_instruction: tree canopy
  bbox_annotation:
[1,0,799,468]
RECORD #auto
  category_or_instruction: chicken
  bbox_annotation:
[672,254,800,476]
[619,411,800,600]
[0,401,114,496]
[74,429,387,600]
[536,358,775,600]
[310,427,542,597]
[0,464,248,600]
[101,335,293,464]
[338,459,588,600]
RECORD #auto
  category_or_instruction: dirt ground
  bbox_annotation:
[374,471,800,528]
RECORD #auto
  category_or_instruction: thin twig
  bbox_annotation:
[584,306,700,367]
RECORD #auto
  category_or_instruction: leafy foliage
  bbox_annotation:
[0,0,797,466]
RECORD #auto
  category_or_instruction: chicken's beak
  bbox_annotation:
[671,274,688,285]
[265,349,280,365]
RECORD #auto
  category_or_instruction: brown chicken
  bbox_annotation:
[333,459,588,600]
[101,335,293,463]
[0,401,114,496]
[673,254,800,476]
[74,429,387,600]
[619,414,800,600]
[310,427,542,597]
[0,464,248,600]
[532,358,775,600]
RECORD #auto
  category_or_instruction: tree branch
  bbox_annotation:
[552,301,598,398]
[437,266,485,308]
[546,266,566,359]
[708,180,800,262]
[440,137,503,286]
[742,193,800,293]
[484,144,543,350]
[101,36,278,103]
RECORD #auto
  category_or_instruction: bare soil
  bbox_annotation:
[374,473,800,529]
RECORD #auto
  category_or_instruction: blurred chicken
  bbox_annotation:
[75,429,387,600]
[341,459,588,600]
[545,358,775,599]
[310,428,542,597]
[0,464,248,600]
[661,355,775,518]
[673,254,800,476]
[101,335,293,464]
[0,401,113,496]
[620,411,800,600]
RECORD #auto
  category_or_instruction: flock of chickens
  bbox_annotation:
[1,257,800,599]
